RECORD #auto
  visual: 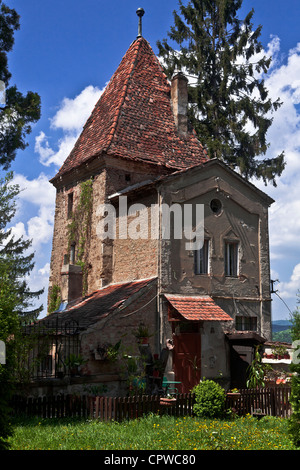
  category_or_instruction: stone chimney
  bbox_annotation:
[60,263,82,303]
[171,71,188,136]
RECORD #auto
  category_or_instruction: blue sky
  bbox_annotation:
[3,0,300,321]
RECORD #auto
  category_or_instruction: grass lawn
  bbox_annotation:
[8,413,298,451]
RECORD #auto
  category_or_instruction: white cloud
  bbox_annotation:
[13,172,55,207]
[250,39,300,250]
[38,263,50,277]
[275,263,300,302]
[249,39,300,317]
[8,173,55,253]
[9,221,27,240]
[51,85,103,132]
[35,131,78,167]
[35,85,104,167]
[34,132,55,166]
[27,211,53,248]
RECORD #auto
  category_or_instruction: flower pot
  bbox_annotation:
[139,337,149,344]
[70,367,79,377]
[160,397,176,406]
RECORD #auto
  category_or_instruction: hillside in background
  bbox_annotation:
[272,320,292,343]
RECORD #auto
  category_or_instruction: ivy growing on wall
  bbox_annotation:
[67,178,93,296]
[48,284,61,314]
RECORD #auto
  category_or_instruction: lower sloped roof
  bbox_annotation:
[165,294,233,321]
[44,277,157,330]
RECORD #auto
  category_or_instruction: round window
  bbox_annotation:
[210,198,222,215]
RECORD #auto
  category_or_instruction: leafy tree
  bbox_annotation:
[288,292,300,447]
[272,329,292,343]
[0,0,41,170]
[157,0,285,186]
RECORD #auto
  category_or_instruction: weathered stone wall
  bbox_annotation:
[48,181,82,306]
[112,191,158,284]
[48,156,167,310]
[79,279,158,396]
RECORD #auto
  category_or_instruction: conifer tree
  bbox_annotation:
[157,0,285,185]
[0,172,44,320]
[0,0,41,170]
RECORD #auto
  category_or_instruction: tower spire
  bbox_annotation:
[136,8,145,38]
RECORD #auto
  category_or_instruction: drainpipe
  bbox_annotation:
[156,185,163,352]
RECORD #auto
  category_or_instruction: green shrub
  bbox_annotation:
[288,298,300,448]
[192,379,226,419]
[288,373,300,447]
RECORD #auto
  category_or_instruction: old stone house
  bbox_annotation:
[38,18,274,395]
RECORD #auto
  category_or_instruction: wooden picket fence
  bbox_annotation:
[225,387,292,418]
[10,393,194,420]
[11,387,292,421]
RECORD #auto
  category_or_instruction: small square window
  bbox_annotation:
[236,316,257,331]
[225,241,238,277]
[195,239,210,274]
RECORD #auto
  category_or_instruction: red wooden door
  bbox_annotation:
[173,332,201,393]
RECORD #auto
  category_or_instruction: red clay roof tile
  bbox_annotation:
[165,294,233,321]
[53,37,207,181]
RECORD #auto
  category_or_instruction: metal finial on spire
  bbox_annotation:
[136,8,145,38]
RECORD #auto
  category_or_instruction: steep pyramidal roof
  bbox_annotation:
[52,37,207,181]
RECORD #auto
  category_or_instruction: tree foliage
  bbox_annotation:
[0,0,41,169]
[0,172,44,320]
[288,292,300,447]
[157,0,285,185]
[246,345,267,388]
[0,259,19,450]
[0,173,44,382]
[0,173,44,449]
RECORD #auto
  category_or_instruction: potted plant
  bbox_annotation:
[133,323,152,344]
[160,395,177,405]
[226,388,241,397]
[106,340,121,362]
[271,345,288,360]
[65,354,86,376]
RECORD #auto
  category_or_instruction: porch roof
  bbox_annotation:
[164,294,233,321]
